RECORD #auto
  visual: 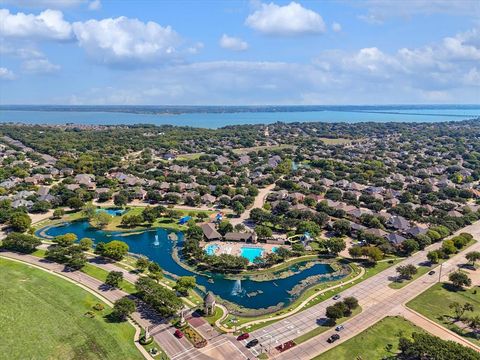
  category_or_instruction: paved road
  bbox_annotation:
[231,183,275,228]
[252,222,480,359]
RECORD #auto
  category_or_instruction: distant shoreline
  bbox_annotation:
[0,105,479,129]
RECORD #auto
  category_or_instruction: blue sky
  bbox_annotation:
[0,0,479,105]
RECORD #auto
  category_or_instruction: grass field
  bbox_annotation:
[313,316,425,359]
[317,137,355,145]
[407,282,480,345]
[0,257,143,360]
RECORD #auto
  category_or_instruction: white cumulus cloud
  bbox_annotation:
[245,1,326,36]
[72,16,181,65]
[0,67,15,80]
[219,34,248,51]
[22,58,60,73]
[0,8,73,41]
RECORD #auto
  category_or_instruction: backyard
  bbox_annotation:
[0,257,143,360]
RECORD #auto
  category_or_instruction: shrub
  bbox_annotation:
[1,232,41,253]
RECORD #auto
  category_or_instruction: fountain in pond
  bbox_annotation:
[231,279,243,296]
[153,234,160,246]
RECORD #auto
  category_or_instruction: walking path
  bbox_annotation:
[266,221,480,359]
[230,183,275,228]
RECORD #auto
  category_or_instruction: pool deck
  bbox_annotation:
[202,241,279,258]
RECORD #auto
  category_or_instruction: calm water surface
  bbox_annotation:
[40,221,340,309]
[1,107,479,128]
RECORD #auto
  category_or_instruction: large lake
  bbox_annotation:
[1,106,479,128]
[39,221,343,310]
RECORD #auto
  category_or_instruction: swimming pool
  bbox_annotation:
[241,246,264,263]
[205,244,220,256]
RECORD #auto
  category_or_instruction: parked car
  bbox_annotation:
[246,339,259,348]
[174,329,184,338]
[335,325,344,332]
[327,334,340,343]
[332,294,341,300]
[428,270,436,275]
[237,333,250,341]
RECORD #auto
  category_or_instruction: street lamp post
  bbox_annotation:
[438,263,443,283]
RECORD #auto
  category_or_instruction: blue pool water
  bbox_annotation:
[241,246,264,263]
[96,208,125,216]
[38,220,341,309]
[205,244,219,256]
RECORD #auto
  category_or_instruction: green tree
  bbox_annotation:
[174,276,196,296]
[321,237,346,255]
[402,239,419,255]
[297,221,321,237]
[111,297,136,321]
[82,203,97,219]
[1,232,41,253]
[53,233,77,247]
[113,193,128,207]
[427,250,439,264]
[218,220,233,235]
[466,251,480,267]
[67,197,84,210]
[396,264,418,280]
[9,212,31,232]
[135,256,150,272]
[255,225,272,239]
[232,201,245,216]
[92,211,113,228]
[333,219,351,236]
[105,271,123,288]
[135,277,182,317]
[362,246,383,264]
[449,271,472,290]
[343,297,359,311]
[442,240,457,255]
[52,208,65,219]
[79,237,93,251]
[348,246,363,259]
[102,240,129,261]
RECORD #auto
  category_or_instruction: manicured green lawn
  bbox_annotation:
[313,316,425,360]
[204,306,225,327]
[0,258,143,360]
[407,282,480,345]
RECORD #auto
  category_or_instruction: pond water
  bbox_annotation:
[39,220,343,309]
